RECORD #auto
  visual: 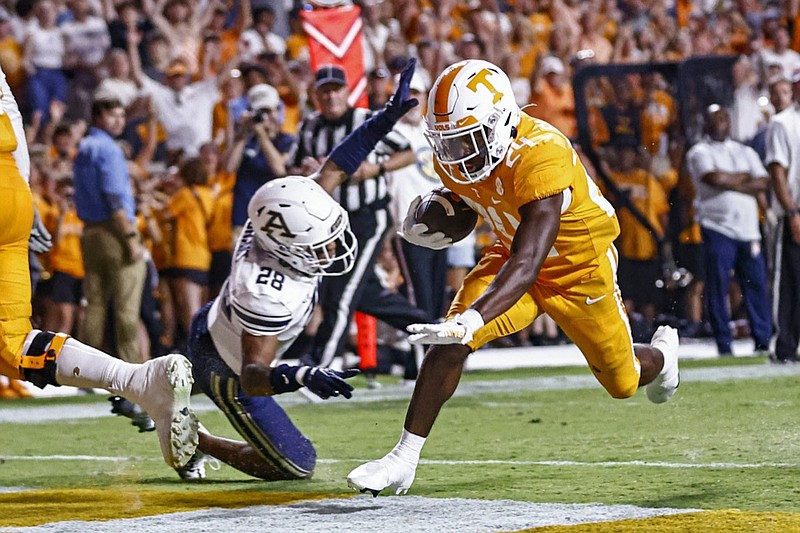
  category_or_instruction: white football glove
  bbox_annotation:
[398,196,453,250]
[29,204,52,254]
[407,309,485,345]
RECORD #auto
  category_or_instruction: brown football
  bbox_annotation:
[414,188,478,243]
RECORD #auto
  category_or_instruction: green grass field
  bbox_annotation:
[1,356,799,517]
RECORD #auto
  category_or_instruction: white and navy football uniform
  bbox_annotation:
[207,221,318,374]
[186,221,317,480]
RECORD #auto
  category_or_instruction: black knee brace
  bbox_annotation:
[19,331,69,389]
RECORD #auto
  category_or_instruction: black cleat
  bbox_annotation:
[109,396,156,432]
[360,488,381,498]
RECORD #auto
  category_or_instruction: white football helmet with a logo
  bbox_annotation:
[247,176,357,276]
[425,59,521,184]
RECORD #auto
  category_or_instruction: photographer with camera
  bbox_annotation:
[225,83,294,241]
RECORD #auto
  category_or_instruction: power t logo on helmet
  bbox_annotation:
[425,59,521,184]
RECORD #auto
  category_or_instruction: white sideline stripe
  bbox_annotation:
[319,458,799,469]
[0,455,128,462]
[4,455,796,469]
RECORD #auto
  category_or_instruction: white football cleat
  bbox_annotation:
[174,450,221,480]
[128,354,199,468]
[646,325,680,404]
[347,452,417,496]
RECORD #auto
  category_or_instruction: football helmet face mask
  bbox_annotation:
[247,176,357,276]
[424,60,520,184]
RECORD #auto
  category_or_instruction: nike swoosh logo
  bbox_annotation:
[585,295,607,305]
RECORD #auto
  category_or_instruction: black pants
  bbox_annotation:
[394,235,449,321]
[309,207,430,367]
[775,221,800,360]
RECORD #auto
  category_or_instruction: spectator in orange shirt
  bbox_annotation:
[204,0,251,65]
[211,71,246,148]
[529,55,577,139]
[604,141,669,340]
[200,142,234,299]
[577,9,613,64]
[160,157,214,337]
[640,72,676,156]
[284,6,309,61]
[41,176,84,336]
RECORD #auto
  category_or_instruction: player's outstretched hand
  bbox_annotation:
[303,367,360,399]
[29,205,52,253]
[384,58,419,122]
[407,310,484,345]
[398,196,453,250]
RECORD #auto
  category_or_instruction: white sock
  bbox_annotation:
[390,429,426,464]
[22,331,138,396]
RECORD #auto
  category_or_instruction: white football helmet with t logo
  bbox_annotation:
[247,176,357,276]
[425,59,521,184]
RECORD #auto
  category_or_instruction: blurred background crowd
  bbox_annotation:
[2,0,799,397]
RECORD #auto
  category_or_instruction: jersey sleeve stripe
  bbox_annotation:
[239,321,283,335]
[231,302,292,330]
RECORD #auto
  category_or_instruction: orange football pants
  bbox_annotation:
[449,244,641,398]
[0,152,33,379]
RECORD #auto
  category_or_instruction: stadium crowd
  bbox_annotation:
[1,0,799,398]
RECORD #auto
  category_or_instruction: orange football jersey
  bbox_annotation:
[437,113,620,285]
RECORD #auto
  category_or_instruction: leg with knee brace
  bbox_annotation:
[18,330,70,389]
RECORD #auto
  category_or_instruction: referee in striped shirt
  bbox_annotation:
[290,64,429,368]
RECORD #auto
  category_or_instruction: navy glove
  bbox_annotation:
[328,58,419,175]
[383,57,419,122]
[302,367,359,399]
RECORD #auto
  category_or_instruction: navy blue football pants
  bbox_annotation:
[187,302,316,479]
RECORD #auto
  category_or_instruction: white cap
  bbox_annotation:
[247,83,281,111]
[541,56,565,75]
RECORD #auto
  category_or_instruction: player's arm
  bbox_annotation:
[316,58,419,194]
[240,332,280,396]
[240,330,359,399]
[235,296,359,399]
[470,193,562,324]
[407,193,563,345]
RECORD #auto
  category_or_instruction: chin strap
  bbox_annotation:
[19,330,70,389]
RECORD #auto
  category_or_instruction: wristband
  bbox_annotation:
[268,363,305,394]
[787,208,800,218]
[379,162,386,175]
[457,309,485,332]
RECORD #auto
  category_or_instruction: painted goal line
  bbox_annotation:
[2,455,797,469]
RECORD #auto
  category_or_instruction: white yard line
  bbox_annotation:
[4,363,800,423]
[331,458,800,469]
[0,455,128,462]
[2,455,796,470]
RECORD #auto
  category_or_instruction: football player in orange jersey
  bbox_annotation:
[348,59,681,496]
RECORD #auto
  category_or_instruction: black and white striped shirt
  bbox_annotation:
[289,107,410,212]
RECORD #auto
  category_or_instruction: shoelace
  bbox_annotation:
[206,456,222,472]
